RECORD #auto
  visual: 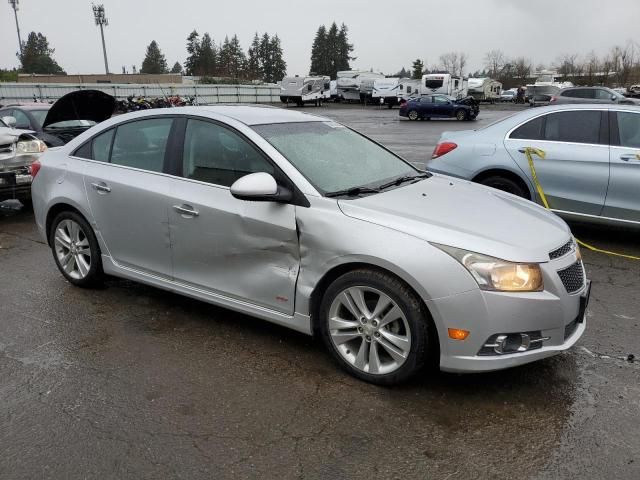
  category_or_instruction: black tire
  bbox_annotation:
[407,110,420,121]
[479,175,528,198]
[319,269,434,385]
[455,109,467,121]
[49,210,104,288]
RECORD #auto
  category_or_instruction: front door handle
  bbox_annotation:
[173,204,199,217]
[91,182,111,193]
[620,154,640,162]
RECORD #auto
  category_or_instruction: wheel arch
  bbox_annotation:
[472,168,533,200]
[45,202,90,247]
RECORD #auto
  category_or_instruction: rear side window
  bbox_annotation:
[510,116,544,140]
[110,118,173,172]
[92,129,115,162]
[595,89,613,100]
[616,112,640,148]
[544,111,602,144]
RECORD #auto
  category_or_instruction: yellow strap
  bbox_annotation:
[523,147,640,261]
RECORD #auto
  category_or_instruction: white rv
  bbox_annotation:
[371,78,400,107]
[336,70,384,102]
[279,76,330,106]
[421,74,468,98]
[468,77,502,103]
[397,78,422,102]
[328,80,337,101]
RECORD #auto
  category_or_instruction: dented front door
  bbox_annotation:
[168,179,299,315]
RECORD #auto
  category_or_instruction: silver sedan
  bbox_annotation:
[31,106,588,385]
[428,104,640,227]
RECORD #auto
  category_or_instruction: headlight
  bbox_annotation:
[434,244,544,292]
[16,139,47,154]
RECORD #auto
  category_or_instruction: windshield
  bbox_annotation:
[29,109,49,128]
[253,121,417,195]
[0,118,7,128]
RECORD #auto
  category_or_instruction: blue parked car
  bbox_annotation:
[399,94,479,121]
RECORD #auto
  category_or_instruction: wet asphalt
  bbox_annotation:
[1,104,639,479]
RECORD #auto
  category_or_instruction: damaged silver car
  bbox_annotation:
[31,106,589,385]
[0,116,46,205]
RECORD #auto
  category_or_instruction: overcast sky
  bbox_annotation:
[2,0,639,77]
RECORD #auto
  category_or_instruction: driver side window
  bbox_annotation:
[182,119,274,187]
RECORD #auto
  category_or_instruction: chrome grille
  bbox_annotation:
[557,262,585,294]
[550,239,574,260]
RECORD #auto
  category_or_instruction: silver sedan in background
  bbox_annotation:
[31,106,588,385]
[428,104,640,227]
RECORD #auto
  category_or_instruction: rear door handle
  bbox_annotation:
[91,182,111,193]
[173,204,199,217]
[620,154,640,162]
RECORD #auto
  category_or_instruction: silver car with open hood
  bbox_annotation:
[31,106,589,385]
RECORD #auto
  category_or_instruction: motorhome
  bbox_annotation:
[397,78,422,101]
[328,80,338,101]
[421,73,468,98]
[468,78,502,103]
[279,76,330,106]
[336,70,384,102]
[371,78,400,107]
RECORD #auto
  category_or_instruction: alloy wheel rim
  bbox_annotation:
[408,111,418,120]
[328,286,411,375]
[54,219,91,280]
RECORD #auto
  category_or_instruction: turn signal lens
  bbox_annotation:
[448,328,470,341]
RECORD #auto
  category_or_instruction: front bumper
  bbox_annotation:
[427,250,588,373]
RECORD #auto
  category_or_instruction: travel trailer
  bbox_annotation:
[336,70,384,102]
[421,74,468,98]
[468,78,502,103]
[279,76,330,106]
[397,78,422,101]
[371,78,400,107]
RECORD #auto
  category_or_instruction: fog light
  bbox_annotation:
[479,331,550,356]
[448,328,470,341]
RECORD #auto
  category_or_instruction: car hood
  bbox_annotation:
[42,90,115,129]
[338,175,570,263]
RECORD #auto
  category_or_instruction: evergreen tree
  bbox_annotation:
[170,61,183,74]
[269,35,287,82]
[309,25,327,75]
[307,22,354,79]
[19,32,65,74]
[412,59,424,79]
[259,33,272,83]
[199,33,217,76]
[184,30,201,75]
[224,35,247,78]
[140,40,168,74]
[247,33,262,80]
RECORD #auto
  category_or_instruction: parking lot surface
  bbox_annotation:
[1,104,639,479]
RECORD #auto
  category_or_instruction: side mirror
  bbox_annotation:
[230,172,292,203]
[612,95,618,101]
[2,116,17,128]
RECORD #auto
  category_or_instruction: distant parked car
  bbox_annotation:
[500,90,516,102]
[0,117,46,205]
[399,95,479,121]
[427,104,640,226]
[0,90,115,147]
[550,86,640,106]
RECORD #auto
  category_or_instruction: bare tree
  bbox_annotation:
[555,53,580,83]
[458,52,468,77]
[439,52,459,75]
[484,49,505,78]
[582,50,600,85]
[512,57,532,80]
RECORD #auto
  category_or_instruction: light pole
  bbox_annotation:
[92,4,110,74]
[8,0,23,57]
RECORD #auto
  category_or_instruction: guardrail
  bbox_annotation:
[0,82,282,105]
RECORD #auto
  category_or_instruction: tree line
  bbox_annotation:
[308,22,354,79]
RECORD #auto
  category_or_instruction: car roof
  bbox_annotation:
[187,105,329,126]
[561,86,611,91]
[4,104,51,110]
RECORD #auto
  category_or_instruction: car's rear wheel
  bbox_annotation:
[455,109,467,121]
[50,211,103,288]
[407,110,420,121]
[479,175,528,198]
[319,269,432,385]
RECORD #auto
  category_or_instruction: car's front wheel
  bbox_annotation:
[49,211,104,288]
[455,109,467,121]
[319,269,432,385]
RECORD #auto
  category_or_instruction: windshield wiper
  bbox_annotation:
[325,186,382,198]
[378,172,431,191]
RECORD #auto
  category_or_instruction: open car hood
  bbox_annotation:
[42,90,115,129]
